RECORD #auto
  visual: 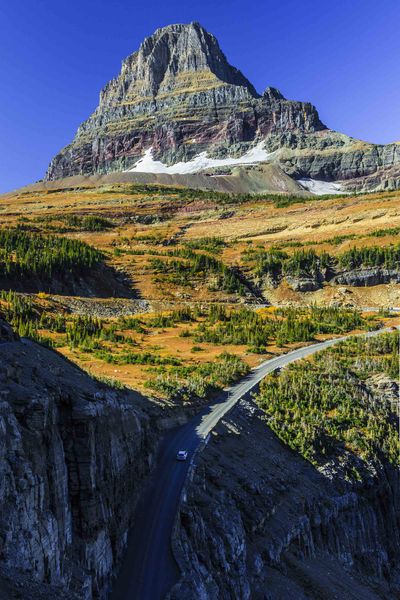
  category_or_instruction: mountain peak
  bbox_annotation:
[263,86,285,101]
[151,21,205,36]
[119,21,258,99]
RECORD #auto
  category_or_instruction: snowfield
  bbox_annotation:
[125,147,346,196]
[298,178,344,195]
[127,142,275,174]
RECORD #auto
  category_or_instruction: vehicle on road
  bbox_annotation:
[176,450,188,461]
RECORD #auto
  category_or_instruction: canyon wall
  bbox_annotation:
[170,396,400,600]
[0,319,158,599]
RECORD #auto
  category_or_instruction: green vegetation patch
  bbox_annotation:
[284,249,331,278]
[144,352,249,401]
[339,244,400,270]
[149,248,247,295]
[19,214,115,233]
[243,247,331,281]
[243,244,400,283]
[367,226,400,238]
[193,305,368,352]
[0,229,103,283]
[183,236,227,254]
[256,332,400,469]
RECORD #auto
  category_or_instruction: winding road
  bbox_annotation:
[111,328,393,600]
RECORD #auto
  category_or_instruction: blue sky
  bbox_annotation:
[1,0,399,192]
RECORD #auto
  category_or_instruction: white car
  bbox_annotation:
[176,450,188,461]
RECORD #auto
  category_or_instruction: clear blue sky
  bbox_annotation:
[1,0,399,192]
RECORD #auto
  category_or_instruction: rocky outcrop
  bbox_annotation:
[285,275,323,292]
[170,396,400,599]
[266,131,400,186]
[0,319,158,599]
[0,565,80,600]
[0,318,18,341]
[333,267,400,287]
[263,265,400,292]
[45,23,400,193]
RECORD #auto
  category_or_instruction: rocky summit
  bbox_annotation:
[46,22,400,194]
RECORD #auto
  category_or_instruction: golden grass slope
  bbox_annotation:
[0,182,399,308]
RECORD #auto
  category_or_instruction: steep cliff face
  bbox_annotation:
[0,319,157,599]
[170,396,400,599]
[45,22,400,192]
[266,131,400,187]
[271,267,400,293]
[332,267,400,287]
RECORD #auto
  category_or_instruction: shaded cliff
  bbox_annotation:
[0,318,158,599]
[170,377,400,598]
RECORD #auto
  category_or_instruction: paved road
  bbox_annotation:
[110,328,394,600]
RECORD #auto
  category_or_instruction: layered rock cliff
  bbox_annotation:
[0,319,157,599]
[272,265,400,293]
[170,393,400,599]
[45,22,400,192]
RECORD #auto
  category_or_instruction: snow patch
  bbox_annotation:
[127,142,274,174]
[298,178,344,195]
